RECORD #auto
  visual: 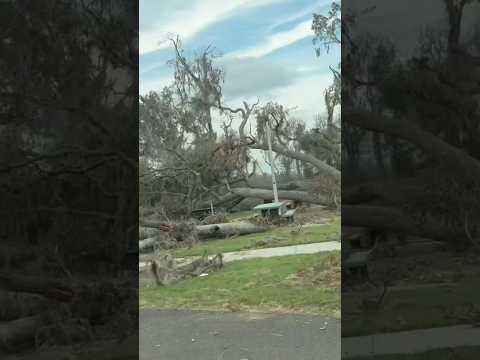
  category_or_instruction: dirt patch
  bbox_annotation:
[287,254,341,288]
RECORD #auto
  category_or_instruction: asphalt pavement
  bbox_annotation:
[139,309,340,360]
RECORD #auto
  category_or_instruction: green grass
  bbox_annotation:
[227,210,254,221]
[140,252,340,316]
[350,346,480,360]
[343,273,480,336]
[174,217,340,257]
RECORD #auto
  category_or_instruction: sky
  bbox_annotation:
[139,0,340,129]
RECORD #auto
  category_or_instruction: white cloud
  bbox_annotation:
[139,76,171,95]
[221,57,295,98]
[230,20,313,59]
[139,0,285,55]
[266,0,328,32]
[266,73,332,126]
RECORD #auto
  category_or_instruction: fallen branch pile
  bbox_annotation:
[139,220,269,253]
[149,253,224,286]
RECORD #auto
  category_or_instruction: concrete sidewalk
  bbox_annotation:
[139,241,340,269]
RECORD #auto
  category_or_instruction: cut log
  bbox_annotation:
[139,236,158,252]
[230,187,333,206]
[196,221,269,239]
[150,253,223,286]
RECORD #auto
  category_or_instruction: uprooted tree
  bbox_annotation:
[139,36,341,218]
[332,0,480,248]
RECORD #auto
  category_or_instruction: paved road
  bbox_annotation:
[139,241,341,270]
[140,309,340,360]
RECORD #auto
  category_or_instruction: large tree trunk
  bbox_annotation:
[139,236,158,252]
[230,187,333,206]
[344,110,480,184]
[196,221,270,239]
[249,142,340,181]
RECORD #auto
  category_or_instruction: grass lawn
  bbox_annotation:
[343,273,480,336]
[350,346,480,360]
[174,216,340,257]
[227,210,254,221]
[140,252,340,317]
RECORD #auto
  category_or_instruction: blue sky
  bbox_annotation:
[139,0,340,127]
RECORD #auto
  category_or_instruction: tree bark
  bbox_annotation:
[139,236,158,252]
[249,142,340,181]
[196,221,270,239]
[230,187,333,206]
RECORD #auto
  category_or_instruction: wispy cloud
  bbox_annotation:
[230,20,313,59]
[139,0,285,55]
[221,57,295,98]
[267,0,328,32]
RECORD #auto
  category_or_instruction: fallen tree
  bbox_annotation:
[230,187,334,206]
[139,221,269,252]
[196,221,270,239]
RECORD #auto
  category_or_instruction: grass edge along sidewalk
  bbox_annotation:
[140,252,340,317]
